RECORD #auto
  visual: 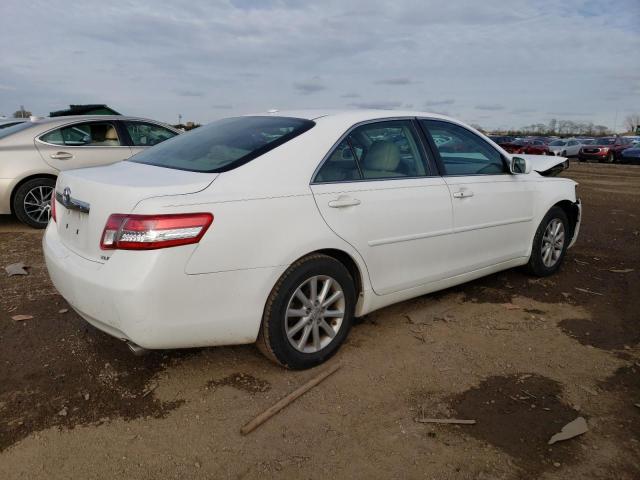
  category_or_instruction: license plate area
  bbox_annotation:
[58,207,90,250]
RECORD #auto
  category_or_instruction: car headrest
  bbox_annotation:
[363,141,400,171]
[104,126,118,141]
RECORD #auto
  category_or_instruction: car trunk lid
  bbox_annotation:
[53,161,217,263]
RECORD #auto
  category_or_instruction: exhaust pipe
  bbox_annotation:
[126,341,149,356]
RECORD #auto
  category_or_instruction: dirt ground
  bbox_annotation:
[0,162,638,479]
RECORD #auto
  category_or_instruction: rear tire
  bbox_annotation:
[525,207,569,277]
[257,254,356,369]
[12,177,56,229]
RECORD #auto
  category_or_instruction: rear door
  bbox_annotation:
[310,119,454,295]
[122,120,179,156]
[35,120,132,171]
[419,119,535,275]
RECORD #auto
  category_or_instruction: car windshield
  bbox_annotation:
[549,140,566,146]
[593,138,615,145]
[0,121,34,140]
[130,116,315,173]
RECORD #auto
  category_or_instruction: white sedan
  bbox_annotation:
[0,115,180,228]
[43,110,581,369]
[547,138,584,157]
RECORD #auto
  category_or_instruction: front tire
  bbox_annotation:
[257,254,356,369]
[12,177,56,229]
[525,207,569,277]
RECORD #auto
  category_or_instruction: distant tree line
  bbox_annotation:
[496,119,612,137]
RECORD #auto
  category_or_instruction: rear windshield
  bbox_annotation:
[130,116,315,173]
[0,121,34,140]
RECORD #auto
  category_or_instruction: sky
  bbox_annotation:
[1,0,638,130]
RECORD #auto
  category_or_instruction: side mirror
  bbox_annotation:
[510,156,532,174]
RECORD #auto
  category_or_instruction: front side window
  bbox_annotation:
[420,120,506,176]
[124,121,177,146]
[40,122,121,146]
[314,120,428,182]
[130,116,314,172]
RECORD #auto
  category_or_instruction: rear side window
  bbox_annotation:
[40,122,121,146]
[130,116,314,173]
[124,121,177,146]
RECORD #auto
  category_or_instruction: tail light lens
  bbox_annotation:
[100,213,213,250]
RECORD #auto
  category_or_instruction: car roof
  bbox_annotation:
[26,115,169,126]
[0,118,27,123]
[245,109,457,123]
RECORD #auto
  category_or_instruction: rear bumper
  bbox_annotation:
[43,224,284,349]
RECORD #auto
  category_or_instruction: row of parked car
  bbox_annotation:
[488,135,640,164]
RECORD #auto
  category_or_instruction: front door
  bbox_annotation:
[420,119,535,275]
[311,119,454,295]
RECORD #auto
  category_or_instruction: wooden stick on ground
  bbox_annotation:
[414,418,476,425]
[241,363,342,435]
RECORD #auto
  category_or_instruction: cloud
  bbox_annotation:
[349,100,404,110]
[176,90,205,98]
[293,80,327,95]
[475,104,504,111]
[425,99,455,107]
[510,108,536,114]
[375,77,416,85]
[211,104,233,109]
[0,0,637,129]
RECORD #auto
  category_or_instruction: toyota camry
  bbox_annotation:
[43,110,581,369]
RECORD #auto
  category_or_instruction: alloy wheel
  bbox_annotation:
[23,185,53,224]
[285,275,345,353]
[541,219,565,268]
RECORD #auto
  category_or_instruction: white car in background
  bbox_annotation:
[0,116,180,228]
[547,138,584,157]
[0,118,28,129]
[44,110,581,369]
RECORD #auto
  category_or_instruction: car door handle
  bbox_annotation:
[328,196,361,208]
[50,152,73,160]
[453,190,474,198]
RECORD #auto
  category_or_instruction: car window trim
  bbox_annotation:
[36,120,130,148]
[311,117,437,185]
[417,118,511,177]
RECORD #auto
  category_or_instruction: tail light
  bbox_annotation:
[100,213,213,250]
[51,195,56,223]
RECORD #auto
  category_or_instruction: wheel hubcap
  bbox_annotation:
[24,185,53,224]
[285,275,345,353]
[541,218,565,268]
